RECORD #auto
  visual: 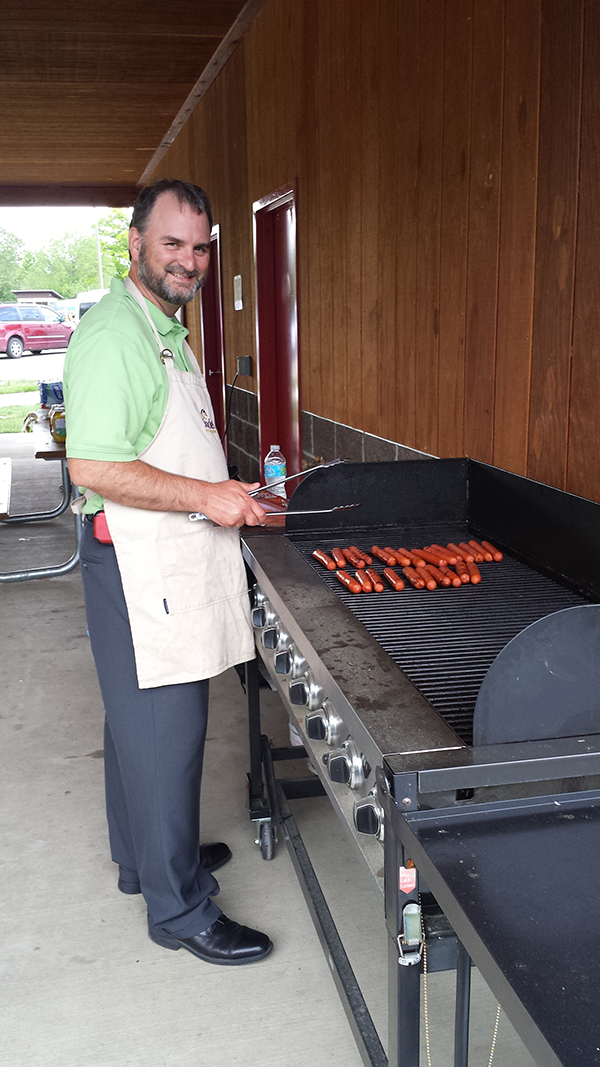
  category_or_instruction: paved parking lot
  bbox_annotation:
[0,348,67,384]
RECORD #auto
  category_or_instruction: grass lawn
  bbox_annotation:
[0,405,36,433]
[0,380,38,395]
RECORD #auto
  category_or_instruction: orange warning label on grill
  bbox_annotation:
[399,867,417,894]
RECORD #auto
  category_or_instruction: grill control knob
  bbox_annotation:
[251,587,269,628]
[305,700,345,747]
[327,739,365,789]
[288,670,324,710]
[289,679,309,706]
[274,636,298,674]
[328,751,351,784]
[305,712,327,741]
[262,625,279,650]
[354,791,385,840]
[275,649,292,675]
[252,598,277,630]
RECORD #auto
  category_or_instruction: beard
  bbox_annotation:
[137,240,207,306]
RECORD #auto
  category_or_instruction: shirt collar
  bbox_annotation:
[114,275,188,339]
[145,298,189,340]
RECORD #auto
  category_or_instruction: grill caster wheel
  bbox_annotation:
[259,821,276,861]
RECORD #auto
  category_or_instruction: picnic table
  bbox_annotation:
[0,420,81,582]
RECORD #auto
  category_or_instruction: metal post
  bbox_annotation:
[246,655,266,813]
[454,940,472,1067]
[382,774,421,1067]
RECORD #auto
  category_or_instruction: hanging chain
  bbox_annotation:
[418,894,502,1067]
[487,1002,502,1067]
[420,899,433,1067]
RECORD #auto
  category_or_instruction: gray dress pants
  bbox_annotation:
[80,519,221,938]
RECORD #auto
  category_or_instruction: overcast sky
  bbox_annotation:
[0,206,125,251]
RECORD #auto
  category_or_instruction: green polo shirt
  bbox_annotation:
[63,276,192,512]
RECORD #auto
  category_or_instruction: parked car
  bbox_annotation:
[0,303,75,358]
[76,288,109,321]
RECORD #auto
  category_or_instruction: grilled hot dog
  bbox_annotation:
[457,543,476,563]
[355,569,373,592]
[336,570,362,593]
[383,568,405,591]
[365,568,385,592]
[350,545,373,565]
[481,540,503,562]
[426,563,451,587]
[342,548,366,568]
[402,566,426,589]
[371,546,398,567]
[415,548,448,567]
[312,549,336,570]
[439,565,462,588]
[466,560,482,584]
[453,558,471,583]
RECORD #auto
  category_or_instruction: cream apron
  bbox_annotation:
[101,278,254,688]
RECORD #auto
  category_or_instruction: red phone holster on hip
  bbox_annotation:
[93,511,113,544]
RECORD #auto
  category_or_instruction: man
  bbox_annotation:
[63,179,272,965]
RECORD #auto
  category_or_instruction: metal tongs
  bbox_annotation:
[189,458,359,521]
[247,458,347,497]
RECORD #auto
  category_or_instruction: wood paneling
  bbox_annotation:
[414,1,444,455]
[493,0,540,475]
[463,0,504,464]
[438,0,472,458]
[528,0,583,489]
[567,0,600,501]
[394,0,419,450]
[149,0,600,502]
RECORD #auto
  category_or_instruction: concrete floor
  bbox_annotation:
[0,433,537,1067]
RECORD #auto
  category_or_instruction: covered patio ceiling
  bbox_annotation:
[0,0,265,207]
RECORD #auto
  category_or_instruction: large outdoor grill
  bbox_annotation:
[242,459,600,1067]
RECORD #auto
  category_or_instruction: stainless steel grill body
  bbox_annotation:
[243,458,600,881]
[243,459,600,1067]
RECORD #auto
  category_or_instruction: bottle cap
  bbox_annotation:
[270,445,279,450]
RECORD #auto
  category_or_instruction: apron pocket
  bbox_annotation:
[156,525,246,616]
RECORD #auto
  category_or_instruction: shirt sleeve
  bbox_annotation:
[63,319,162,463]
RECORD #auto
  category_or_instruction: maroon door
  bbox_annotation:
[253,188,301,477]
[201,226,226,440]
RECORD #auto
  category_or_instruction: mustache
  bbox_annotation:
[166,265,200,280]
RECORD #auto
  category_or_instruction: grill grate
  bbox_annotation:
[290,525,586,745]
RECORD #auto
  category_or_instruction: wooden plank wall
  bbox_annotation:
[148,0,600,502]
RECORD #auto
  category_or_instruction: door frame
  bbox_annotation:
[252,183,301,476]
[200,223,227,440]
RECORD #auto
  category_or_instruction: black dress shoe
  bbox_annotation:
[117,842,232,895]
[149,914,273,965]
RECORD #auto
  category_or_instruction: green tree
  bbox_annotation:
[19,233,114,299]
[0,229,25,301]
[98,208,131,280]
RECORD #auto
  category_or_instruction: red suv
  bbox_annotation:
[0,304,74,358]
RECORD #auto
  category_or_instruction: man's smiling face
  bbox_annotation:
[129,191,211,314]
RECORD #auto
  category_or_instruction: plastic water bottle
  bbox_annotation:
[264,444,287,498]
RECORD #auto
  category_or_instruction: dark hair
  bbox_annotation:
[130,179,213,235]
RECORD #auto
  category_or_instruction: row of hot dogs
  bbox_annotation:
[311,540,504,594]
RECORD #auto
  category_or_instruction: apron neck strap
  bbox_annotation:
[122,276,199,370]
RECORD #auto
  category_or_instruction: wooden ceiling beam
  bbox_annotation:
[0,185,139,207]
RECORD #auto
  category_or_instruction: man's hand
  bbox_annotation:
[197,479,266,527]
[68,457,266,527]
